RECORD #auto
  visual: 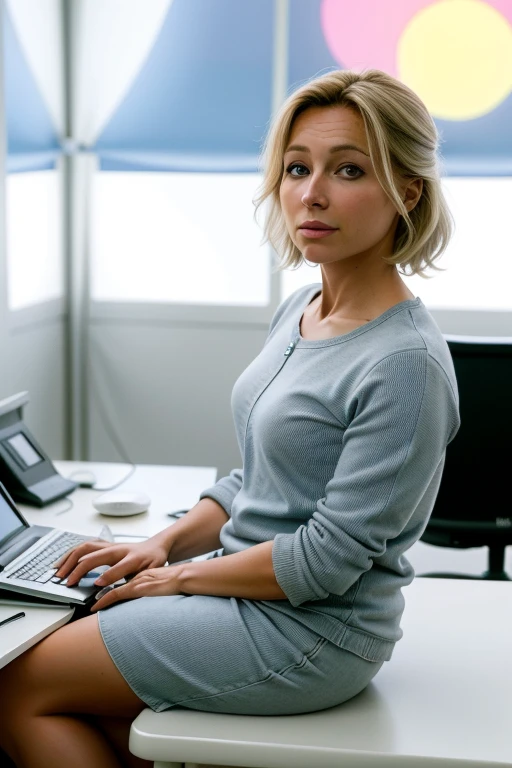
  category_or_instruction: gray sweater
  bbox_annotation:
[200,283,460,661]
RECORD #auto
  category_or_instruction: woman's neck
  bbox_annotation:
[314,263,414,323]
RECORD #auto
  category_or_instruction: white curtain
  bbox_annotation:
[70,0,172,146]
[6,0,64,138]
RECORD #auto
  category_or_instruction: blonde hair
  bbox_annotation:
[254,69,453,277]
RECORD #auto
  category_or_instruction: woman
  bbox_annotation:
[0,69,460,768]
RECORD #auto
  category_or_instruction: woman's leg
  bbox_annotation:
[0,614,151,768]
[95,716,153,768]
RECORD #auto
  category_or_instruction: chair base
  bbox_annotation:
[420,570,511,581]
[418,541,511,581]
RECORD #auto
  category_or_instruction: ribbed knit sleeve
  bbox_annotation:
[199,468,243,517]
[272,349,459,607]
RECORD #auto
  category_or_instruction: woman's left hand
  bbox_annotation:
[91,565,184,612]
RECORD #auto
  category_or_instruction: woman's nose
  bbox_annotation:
[301,177,328,208]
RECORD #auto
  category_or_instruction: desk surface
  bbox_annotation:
[21,461,218,540]
[0,601,73,670]
[132,577,512,767]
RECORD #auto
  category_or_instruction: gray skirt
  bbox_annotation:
[98,593,383,714]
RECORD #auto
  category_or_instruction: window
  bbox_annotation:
[6,169,63,310]
[91,172,270,305]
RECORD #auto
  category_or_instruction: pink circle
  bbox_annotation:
[321,0,512,77]
[321,0,433,76]
[486,0,512,24]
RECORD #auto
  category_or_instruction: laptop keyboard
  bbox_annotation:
[7,531,90,583]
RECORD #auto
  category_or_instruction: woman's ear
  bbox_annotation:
[403,178,423,212]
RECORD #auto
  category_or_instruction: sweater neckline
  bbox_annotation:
[294,284,422,348]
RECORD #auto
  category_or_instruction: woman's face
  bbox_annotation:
[279,105,402,268]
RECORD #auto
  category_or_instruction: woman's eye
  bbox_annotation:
[286,163,309,177]
[338,164,364,179]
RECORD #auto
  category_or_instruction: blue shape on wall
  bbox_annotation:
[3,6,60,173]
[95,0,274,172]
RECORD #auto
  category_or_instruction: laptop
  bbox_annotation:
[0,480,98,605]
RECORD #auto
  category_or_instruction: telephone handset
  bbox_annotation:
[0,392,78,506]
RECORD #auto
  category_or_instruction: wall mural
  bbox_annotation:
[289,0,512,174]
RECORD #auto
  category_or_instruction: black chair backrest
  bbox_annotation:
[427,335,512,540]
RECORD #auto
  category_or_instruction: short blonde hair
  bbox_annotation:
[254,69,453,277]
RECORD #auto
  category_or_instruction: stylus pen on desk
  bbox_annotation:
[0,611,25,628]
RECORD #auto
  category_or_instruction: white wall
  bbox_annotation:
[6,307,68,459]
[87,321,269,478]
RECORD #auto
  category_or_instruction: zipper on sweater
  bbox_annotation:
[242,337,298,447]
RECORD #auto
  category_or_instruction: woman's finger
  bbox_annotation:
[91,582,136,612]
[54,540,110,576]
[90,565,183,611]
[91,570,178,611]
[89,557,147,588]
[53,542,95,570]
[64,548,129,586]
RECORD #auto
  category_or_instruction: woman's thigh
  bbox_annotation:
[0,614,146,719]
[97,594,383,715]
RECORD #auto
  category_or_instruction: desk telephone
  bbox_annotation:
[0,392,77,506]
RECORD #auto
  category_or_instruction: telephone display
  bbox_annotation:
[5,433,43,468]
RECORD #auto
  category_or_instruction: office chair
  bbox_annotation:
[420,334,512,581]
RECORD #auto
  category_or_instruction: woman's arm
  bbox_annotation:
[155,496,230,562]
[177,540,286,599]
[92,540,286,611]
[58,496,230,586]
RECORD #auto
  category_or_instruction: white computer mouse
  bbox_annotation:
[92,491,151,517]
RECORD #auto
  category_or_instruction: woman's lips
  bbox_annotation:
[299,227,337,239]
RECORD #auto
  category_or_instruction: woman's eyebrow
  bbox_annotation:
[284,143,370,157]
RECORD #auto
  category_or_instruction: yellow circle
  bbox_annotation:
[397,0,512,120]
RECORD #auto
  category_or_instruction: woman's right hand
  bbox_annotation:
[54,537,170,587]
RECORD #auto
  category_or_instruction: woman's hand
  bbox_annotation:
[54,538,170,587]
[91,565,183,612]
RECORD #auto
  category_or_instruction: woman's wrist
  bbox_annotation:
[151,496,229,563]
[150,527,178,559]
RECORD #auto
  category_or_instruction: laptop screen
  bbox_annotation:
[0,485,26,547]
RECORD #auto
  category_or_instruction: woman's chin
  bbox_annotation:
[300,248,327,266]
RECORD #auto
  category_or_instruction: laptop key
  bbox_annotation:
[35,569,58,583]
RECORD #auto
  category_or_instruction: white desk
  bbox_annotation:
[131,577,512,768]
[0,602,73,670]
[20,461,218,540]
